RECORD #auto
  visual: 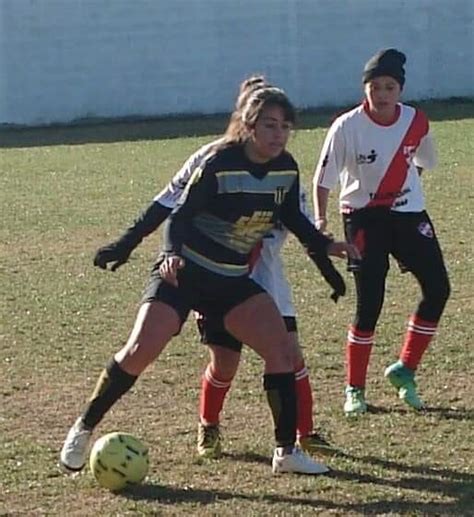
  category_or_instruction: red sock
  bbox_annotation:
[199,364,232,426]
[295,363,313,438]
[400,315,437,370]
[346,326,374,388]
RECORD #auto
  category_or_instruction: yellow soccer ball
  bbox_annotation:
[89,432,149,491]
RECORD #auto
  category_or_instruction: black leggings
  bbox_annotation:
[343,209,450,332]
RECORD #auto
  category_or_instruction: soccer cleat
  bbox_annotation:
[344,386,368,416]
[272,446,329,475]
[60,417,93,471]
[297,432,337,456]
[197,423,222,459]
[385,361,425,410]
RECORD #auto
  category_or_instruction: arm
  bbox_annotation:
[280,179,355,302]
[414,130,437,171]
[312,120,345,232]
[94,201,171,271]
[313,185,330,232]
[95,141,219,271]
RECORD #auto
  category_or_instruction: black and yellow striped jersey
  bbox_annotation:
[164,143,331,277]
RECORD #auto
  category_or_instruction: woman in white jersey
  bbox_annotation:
[313,49,450,416]
[94,76,337,458]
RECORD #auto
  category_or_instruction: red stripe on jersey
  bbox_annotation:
[367,109,428,208]
[248,241,263,272]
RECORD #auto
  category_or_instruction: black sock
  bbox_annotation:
[263,372,296,448]
[81,359,137,430]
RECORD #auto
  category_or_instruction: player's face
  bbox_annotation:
[246,105,293,162]
[364,76,401,120]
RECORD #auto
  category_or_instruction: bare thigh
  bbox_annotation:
[114,301,181,375]
[224,293,293,373]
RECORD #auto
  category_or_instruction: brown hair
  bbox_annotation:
[235,74,268,109]
[224,86,296,144]
[223,75,269,144]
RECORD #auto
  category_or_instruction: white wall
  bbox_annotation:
[1,0,473,126]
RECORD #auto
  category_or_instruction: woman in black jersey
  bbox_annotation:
[60,86,359,475]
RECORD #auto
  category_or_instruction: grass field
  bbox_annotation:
[1,100,473,516]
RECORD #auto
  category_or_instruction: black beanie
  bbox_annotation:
[362,48,406,87]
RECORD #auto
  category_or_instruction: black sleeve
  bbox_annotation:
[163,168,218,256]
[116,201,171,251]
[279,177,332,252]
[280,177,346,301]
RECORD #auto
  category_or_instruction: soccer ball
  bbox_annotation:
[89,432,149,491]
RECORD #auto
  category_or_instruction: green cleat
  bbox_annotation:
[384,361,425,410]
[297,432,338,456]
[197,423,222,459]
[344,386,367,416]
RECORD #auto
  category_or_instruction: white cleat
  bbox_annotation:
[60,417,92,471]
[272,446,330,475]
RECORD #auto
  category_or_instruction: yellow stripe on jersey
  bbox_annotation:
[182,245,249,277]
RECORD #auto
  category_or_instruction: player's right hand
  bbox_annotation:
[93,243,132,271]
[159,255,185,287]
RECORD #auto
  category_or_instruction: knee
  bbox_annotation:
[353,303,380,332]
[420,272,450,321]
[209,346,241,380]
[426,272,451,309]
[287,337,304,370]
[265,336,294,370]
[438,275,451,307]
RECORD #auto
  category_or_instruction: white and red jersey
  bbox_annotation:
[155,139,312,318]
[313,102,437,213]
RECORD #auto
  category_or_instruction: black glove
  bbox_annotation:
[93,241,133,271]
[93,202,172,272]
[328,270,346,302]
[308,251,346,303]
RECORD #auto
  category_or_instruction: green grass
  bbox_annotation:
[1,100,473,516]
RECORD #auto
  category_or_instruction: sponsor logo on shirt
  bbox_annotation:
[274,186,286,206]
[356,149,377,164]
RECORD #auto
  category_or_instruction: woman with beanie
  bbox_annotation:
[313,49,450,416]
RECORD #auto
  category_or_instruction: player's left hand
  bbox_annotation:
[327,241,361,260]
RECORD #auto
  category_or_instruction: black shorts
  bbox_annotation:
[195,313,298,352]
[343,208,446,275]
[343,208,449,327]
[142,257,265,333]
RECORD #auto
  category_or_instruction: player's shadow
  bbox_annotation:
[118,447,473,515]
[365,404,473,421]
[422,406,474,421]
[328,452,473,511]
[224,447,474,511]
[121,478,471,515]
[340,453,474,483]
